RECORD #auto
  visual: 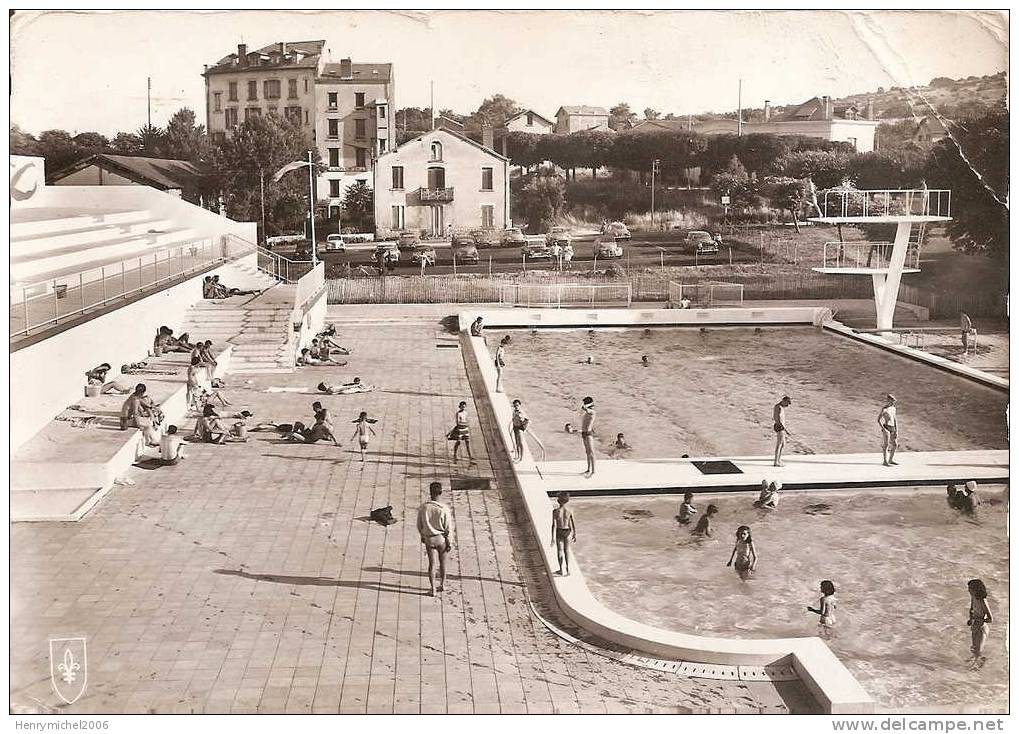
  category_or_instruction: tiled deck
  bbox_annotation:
[10,312,813,714]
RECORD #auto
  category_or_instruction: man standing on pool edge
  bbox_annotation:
[580,396,597,477]
[773,396,792,467]
[879,394,899,466]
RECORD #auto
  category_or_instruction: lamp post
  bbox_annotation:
[651,159,661,229]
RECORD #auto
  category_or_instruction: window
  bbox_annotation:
[228,82,238,101]
[355,119,366,139]
[285,106,301,124]
[328,92,338,110]
[848,137,858,151]
[379,139,387,153]
[245,107,261,122]
[247,80,257,100]
[213,92,222,112]
[527,112,534,126]
[288,79,298,99]
[329,148,340,167]
[263,80,281,99]
[378,106,386,119]
[391,166,404,189]
[327,119,339,139]
[392,205,406,230]
[355,92,365,109]
[430,141,442,161]
[225,108,238,127]
[329,180,340,197]
[212,131,226,144]
[481,205,494,229]
[481,167,494,191]
[304,79,308,93]
[304,110,309,125]
[355,148,367,168]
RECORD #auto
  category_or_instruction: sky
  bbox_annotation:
[10,9,1009,137]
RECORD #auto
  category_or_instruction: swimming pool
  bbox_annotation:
[487,326,1007,462]
[570,488,1009,712]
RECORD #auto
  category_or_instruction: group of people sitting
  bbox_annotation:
[153,326,195,356]
[248,400,341,446]
[297,325,353,367]
[947,481,980,515]
[754,480,781,509]
[202,274,261,299]
[86,363,134,395]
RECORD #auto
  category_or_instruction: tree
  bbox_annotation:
[569,129,614,177]
[924,106,1008,261]
[10,124,39,156]
[36,129,81,172]
[135,124,165,157]
[72,132,110,155]
[341,180,374,231]
[517,174,566,233]
[396,107,433,142]
[110,132,143,155]
[471,93,520,127]
[776,149,852,189]
[609,102,636,131]
[710,155,761,214]
[161,107,213,165]
[644,108,661,120]
[505,131,541,170]
[764,176,811,232]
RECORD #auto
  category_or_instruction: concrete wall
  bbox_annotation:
[373,130,509,234]
[10,255,256,454]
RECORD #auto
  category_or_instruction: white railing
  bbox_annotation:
[817,188,951,219]
[256,246,315,284]
[500,283,632,308]
[820,241,920,271]
[10,238,220,339]
[668,281,744,308]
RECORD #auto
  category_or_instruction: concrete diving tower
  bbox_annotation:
[808,188,951,331]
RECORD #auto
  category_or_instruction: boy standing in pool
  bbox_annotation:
[678,492,697,525]
[807,580,838,639]
[967,579,993,669]
[550,492,577,576]
[580,397,597,477]
[691,504,718,537]
[878,394,898,466]
[773,396,792,467]
[727,525,757,581]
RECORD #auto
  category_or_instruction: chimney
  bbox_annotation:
[482,123,494,150]
[866,97,875,121]
[764,100,771,122]
[278,42,286,55]
[238,43,247,66]
[340,57,352,78]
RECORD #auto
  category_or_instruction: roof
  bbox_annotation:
[503,109,555,126]
[320,62,393,83]
[49,154,203,190]
[379,127,509,163]
[630,119,694,133]
[556,105,609,117]
[205,40,325,75]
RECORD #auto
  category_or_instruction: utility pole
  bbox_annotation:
[147,77,152,128]
[430,81,435,130]
[737,78,743,137]
[651,159,661,228]
[258,169,266,245]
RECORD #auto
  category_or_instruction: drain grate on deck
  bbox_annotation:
[450,477,492,491]
[691,460,743,475]
[436,343,460,349]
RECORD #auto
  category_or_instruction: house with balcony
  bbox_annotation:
[373,128,510,238]
[202,40,395,214]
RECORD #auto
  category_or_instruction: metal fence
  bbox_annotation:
[256,246,316,284]
[818,188,951,219]
[499,283,633,308]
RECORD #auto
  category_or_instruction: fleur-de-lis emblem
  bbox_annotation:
[57,648,80,684]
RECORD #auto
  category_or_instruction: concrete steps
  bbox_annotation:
[10,207,151,239]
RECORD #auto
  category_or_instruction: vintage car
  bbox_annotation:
[594,236,623,259]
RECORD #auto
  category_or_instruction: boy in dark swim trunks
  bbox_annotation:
[580,397,596,477]
[550,492,577,576]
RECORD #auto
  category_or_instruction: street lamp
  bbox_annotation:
[651,159,661,229]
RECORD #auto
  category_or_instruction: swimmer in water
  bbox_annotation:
[678,492,697,525]
[727,525,757,581]
[691,504,718,537]
[564,423,576,434]
[641,355,650,366]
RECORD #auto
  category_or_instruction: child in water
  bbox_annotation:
[691,504,718,537]
[726,525,758,580]
[678,492,697,525]
[967,579,993,669]
[807,580,838,639]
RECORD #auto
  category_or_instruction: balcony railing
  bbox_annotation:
[816,188,951,219]
[820,241,920,271]
[419,187,454,203]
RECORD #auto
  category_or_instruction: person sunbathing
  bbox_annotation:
[193,404,229,444]
[86,363,133,394]
[298,348,325,366]
[211,274,261,298]
[317,378,376,395]
[316,325,352,354]
[312,339,348,365]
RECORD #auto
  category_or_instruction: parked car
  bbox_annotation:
[547,226,572,248]
[324,234,346,252]
[602,221,631,240]
[397,231,420,250]
[473,229,501,248]
[453,242,479,264]
[594,236,623,259]
[410,245,436,266]
[522,235,551,259]
[451,232,476,248]
[501,227,527,247]
[373,241,400,264]
[686,230,719,255]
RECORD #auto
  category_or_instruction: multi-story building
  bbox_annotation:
[373,128,510,238]
[554,105,610,134]
[203,40,395,213]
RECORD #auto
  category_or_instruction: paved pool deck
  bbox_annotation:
[10,309,814,714]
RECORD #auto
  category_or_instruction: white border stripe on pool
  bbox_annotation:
[460,305,882,714]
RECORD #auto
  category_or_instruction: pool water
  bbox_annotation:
[570,489,1010,712]
[487,326,1008,462]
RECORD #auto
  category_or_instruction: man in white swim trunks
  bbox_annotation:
[773,396,792,467]
[878,394,898,466]
[416,481,453,596]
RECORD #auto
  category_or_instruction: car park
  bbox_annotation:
[410,245,436,266]
[373,241,400,264]
[547,226,572,248]
[501,227,526,247]
[397,231,420,250]
[473,230,501,248]
[324,234,346,252]
[686,230,720,254]
[453,242,479,264]
[522,235,551,259]
[602,221,631,240]
[594,236,623,259]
